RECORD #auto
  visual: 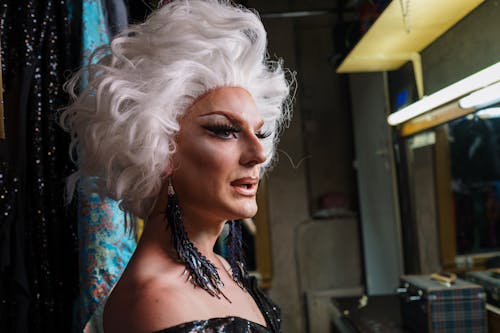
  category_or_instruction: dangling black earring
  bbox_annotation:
[226,220,248,288]
[166,180,232,301]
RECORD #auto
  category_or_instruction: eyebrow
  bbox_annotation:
[198,111,264,129]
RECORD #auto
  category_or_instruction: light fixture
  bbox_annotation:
[476,107,500,119]
[387,61,500,126]
[459,81,500,109]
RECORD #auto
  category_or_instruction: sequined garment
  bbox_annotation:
[0,0,78,332]
[154,276,281,333]
[155,317,272,333]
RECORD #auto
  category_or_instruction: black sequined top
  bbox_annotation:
[154,276,281,333]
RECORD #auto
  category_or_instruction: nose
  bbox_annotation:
[240,133,267,167]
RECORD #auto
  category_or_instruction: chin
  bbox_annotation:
[240,205,258,219]
[227,201,258,220]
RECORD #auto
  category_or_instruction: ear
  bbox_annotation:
[162,163,173,177]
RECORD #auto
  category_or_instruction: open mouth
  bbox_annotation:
[234,183,255,190]
[231,179,258,196]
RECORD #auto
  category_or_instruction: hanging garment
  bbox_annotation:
[68,1,136,332]
[103,0,128,36]
[76,194,136,333]
[0,0,78,332]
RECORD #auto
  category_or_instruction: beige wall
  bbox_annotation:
[421,0,500,95]
[295,15,355,213]
[247,2,358,331]
[263,18,310,333]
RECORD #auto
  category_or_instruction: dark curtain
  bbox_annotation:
[0,0,160,331]
[0,0,78,332]
[126,0,155,23]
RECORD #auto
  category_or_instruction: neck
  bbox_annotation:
[139,184,244,300]
[142,183,226,261]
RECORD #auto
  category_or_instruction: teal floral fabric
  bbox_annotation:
[68,0,136,332]
[77,194,136,333]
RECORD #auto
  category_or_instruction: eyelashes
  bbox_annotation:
[256,130,272,139]
[202,124,271,140]
[203,124,239,139]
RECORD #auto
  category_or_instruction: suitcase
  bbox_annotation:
[466,270,500,308]
[398,274,487,333]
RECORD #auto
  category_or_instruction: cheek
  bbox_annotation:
[177,138,235,179]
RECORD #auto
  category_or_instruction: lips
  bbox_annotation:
[230,177,259,196]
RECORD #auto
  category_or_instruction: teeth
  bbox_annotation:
[232,183,255,190]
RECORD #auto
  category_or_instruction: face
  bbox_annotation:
[171,87,268,223]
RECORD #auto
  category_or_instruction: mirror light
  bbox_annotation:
[387,61,500,126]
[476,107,500,119]
[459,81,500,109]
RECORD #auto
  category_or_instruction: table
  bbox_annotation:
[330,295,409,333]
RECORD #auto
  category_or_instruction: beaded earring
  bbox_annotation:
[166,181,225,299]
[226,220,248,288]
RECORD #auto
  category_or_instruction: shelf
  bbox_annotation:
[337,0,484,73]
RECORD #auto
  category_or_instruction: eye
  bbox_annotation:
[255,130,272,140]
[203,124,241,139]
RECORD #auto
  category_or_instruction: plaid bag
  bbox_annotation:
[399,275,487,333]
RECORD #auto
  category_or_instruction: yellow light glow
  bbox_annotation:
[337,0,484,73]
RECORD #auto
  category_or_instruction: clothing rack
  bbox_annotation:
[0,39,4,139]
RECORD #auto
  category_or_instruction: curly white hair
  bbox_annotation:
[61,0,294,219]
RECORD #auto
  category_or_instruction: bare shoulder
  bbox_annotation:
[104,270,202,333]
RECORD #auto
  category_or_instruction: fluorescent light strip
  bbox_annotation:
[387,61,500,126]
[459,81,500,109]
[477,107,500,119]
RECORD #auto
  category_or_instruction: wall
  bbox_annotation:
[422,0,500,94]
[263,18,310,333]
[246,1,359,332]
[295,15,356,214]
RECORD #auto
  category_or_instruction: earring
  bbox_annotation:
[226,220,247,289]
[165,180,230,301]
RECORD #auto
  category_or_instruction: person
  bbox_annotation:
[61,0,293,332]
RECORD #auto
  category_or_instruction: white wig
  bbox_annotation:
[61,0,294,219]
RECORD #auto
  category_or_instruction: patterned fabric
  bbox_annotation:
[429,287,487,332]
[69,1,136,332]
[77,193,136,332]
[401,275,487,333]
[154,275,281,333]
[81,0,111,86]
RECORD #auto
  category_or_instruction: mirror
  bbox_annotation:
[401,102,500,272]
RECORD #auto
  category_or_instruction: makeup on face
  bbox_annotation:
[198,112,271,141]
[171,87,267,223]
